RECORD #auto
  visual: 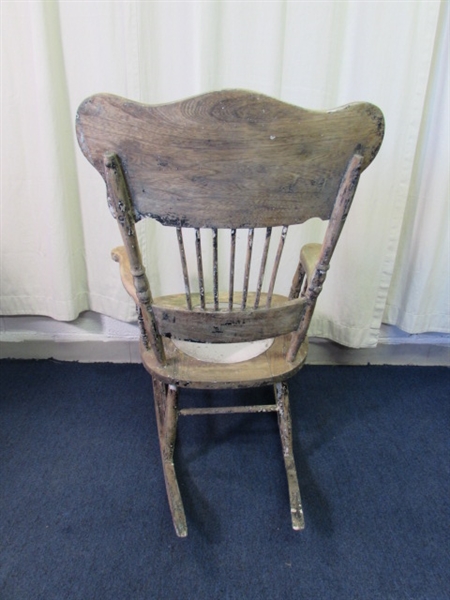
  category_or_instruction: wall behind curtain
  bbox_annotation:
[1,0,448,347]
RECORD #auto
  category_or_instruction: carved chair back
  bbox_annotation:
[76,90,384,367]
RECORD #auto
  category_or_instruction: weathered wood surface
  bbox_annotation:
[179,404,278,416]
[79,90,384,537]
[141,335,308,389]
[175,227,192,309]
[254,227,272,308]
[300,243,322,283]
[104,154,165,364]
[289,242,321,300]
[152,379,187,537]
[241,228,254,309]
[153,292,306,343]
[274,382,305,530]
[266,224,288,308]
[113,241,322,307]
[228,229,237,309]
[111,247,307,343]
[76,90,384,228]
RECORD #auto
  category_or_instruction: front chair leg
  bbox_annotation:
[152,378,188,537]
[274,382,305,531]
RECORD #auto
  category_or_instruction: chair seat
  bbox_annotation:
[140,334,308,389]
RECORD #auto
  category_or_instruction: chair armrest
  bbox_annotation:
[300,243,322,282]
[111,246,138,304]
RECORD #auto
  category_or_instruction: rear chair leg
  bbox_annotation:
[274,382,305,530]
[152,378,188,537]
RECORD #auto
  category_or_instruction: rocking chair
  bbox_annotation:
[76,90,384,537]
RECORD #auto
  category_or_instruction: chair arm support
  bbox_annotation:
[111,246,139,305]
[300,243,322,283]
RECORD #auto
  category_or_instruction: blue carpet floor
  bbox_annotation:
[1,361,449,599]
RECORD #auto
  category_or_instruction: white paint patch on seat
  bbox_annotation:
[172,338,275,364]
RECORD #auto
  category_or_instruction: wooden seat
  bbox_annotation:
[76,90,384,537]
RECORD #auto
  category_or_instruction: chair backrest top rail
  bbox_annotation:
[76,89,384,229]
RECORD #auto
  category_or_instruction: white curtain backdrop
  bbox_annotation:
[1,0,448,347]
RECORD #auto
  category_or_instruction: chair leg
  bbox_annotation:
[274,382,305,531]
[152,378,188,537]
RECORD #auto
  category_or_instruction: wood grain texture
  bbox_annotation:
[152,291,306,343]
[76,89,384,228]
[275,382,305,530]
[111,248,307,343]
[152,379,187,537]
[141,335,308,389]
[78,89,385,537]
[104,154,165,364]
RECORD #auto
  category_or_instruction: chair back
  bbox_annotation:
[76,90,384,364]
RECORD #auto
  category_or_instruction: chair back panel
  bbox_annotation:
[77,91,384,364]
[76,90,384,228]
[152,292,306,343]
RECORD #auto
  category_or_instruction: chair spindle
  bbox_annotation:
[266,225,288,308]
[176,227,192,310]
[254,227,272,309]
[195,228,206,309]
[228,228,236,310]
[241,228,254,310]
[289,259,305,300]
[212,228,219,310]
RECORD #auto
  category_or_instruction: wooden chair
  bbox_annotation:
[76,90,384,537]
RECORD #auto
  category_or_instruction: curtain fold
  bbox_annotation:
[1,1,88,320]
[1,0,448,345]
[383,0,449,334]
